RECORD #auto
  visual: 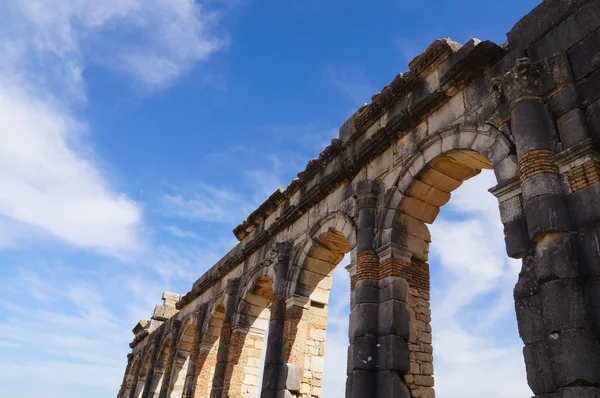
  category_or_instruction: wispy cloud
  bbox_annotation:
[0,0,237,256]
[326,65,375,106]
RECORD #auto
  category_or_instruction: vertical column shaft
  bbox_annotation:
[210,278,240,398]
[504,57,600,396]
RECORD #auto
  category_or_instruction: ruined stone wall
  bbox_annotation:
[118,1,600,397]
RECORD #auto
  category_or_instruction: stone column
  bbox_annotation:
[210,278,240,398]
[499,57,600,397]
[283,295,311,397]
[261,242,293,398]
[119,354,134,398]
[182,305,207,398]
[159,321,182,398]
[130,349,148,398]
[142,334,164,398]
[348,180,412,398]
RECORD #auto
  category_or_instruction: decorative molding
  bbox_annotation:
[376,242,413,263]
[489,177,522,202]
[285,295,310,310]
[555,138,600,173]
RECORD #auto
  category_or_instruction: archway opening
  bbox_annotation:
[148,336,171,398]
[388,146,531,397]
[168,320,197,397]
[288,222,354,398]
[135,349,153,398]
[226,275,274,397]
[194,301,224,398]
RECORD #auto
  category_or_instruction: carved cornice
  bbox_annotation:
[489,177,522,202]
[554,138,600,173]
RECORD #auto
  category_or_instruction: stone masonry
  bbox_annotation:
[118,1,600,397]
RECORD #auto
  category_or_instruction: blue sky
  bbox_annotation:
[0,0,541,397]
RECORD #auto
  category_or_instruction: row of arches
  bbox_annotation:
[119,114,600,397]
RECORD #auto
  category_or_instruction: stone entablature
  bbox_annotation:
[118,1,600,397]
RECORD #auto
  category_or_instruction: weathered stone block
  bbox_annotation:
[512,101,556,156]
[548,84,582,117]
[352,335,378,371]
[524,341,557,394]
[351,370,376,398]
[377,299,410,338]
[522,173,567,203]
[525,0,600,60]
[578,225,600,276]
[377,335,410,372]
[504,216,530,259]
[525,194,571,238]
[534,233,579,281]
[540,279,592,332]
[557,108,591,149]
[515,294,546,344]
[376,370,411,398]
[586,100,600,142]
[349,303,378,340]
[549,329,600,387]
[354,279,380,304]
[378,276,408,303]
[555,386,600,398]
[568,28,600,81]
[567,183,600,228]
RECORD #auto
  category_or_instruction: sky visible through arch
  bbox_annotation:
[0,0,541,396]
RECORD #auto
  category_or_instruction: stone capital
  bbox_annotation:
[376,242,413,263]
[354,179,381,208]
[489,177,522,202]
[492,57,550,108]
[285,295,310,310]
[345,262,357,277]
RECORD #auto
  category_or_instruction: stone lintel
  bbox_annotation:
[555,138,600,173]
[285,295,310,310]
[376,243,413,263]
[489,177,522,202]
[152,305,178,322]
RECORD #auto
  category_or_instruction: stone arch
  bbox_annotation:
[147,334,172,398]
[193,296,225,398]
[288,211,356,301]
[222,272,276,397]
[374,122,517,397]
[167,315,198,397]
[284,211,357,398]
[134,348,154,398]
[123,354,141,398]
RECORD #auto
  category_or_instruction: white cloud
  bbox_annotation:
[3,0,226,92]
[0,0,231,254]
[0,77,142,254]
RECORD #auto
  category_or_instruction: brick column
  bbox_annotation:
[210,278,240,398]
[498,57,600,396]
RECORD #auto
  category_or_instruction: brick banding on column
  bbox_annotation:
[518,149,559,182]
[566,159,600,192]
